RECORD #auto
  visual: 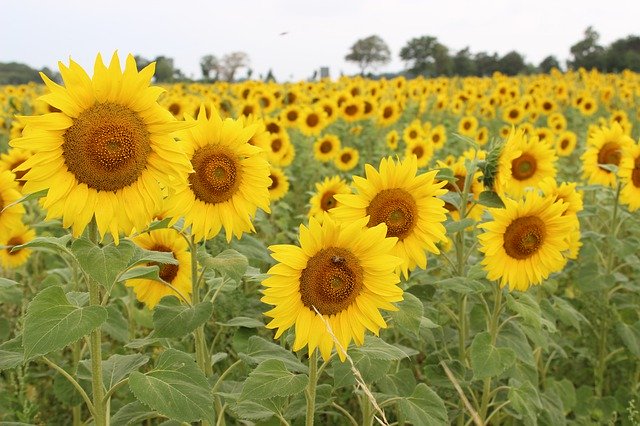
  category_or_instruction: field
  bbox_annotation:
[0,54,639,425]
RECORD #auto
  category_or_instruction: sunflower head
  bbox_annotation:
[308,176,351,222]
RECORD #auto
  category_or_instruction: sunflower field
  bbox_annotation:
[0,53,640,425]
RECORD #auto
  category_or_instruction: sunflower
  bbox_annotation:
[0,148,32,191]
[300,108,326,136]
[402,120,423,145]
[478,191,575,291]
[165,105,271,242]
[340,98,364,122]
[386,130,399,150]
[10,53,192,242]
[262,214,403,361]
[335,147,359,172]
[581,122,633,188]
[475,127,489,146]
[405,139,433,168]
[268,165,290,201]
[495,128,557,198]
[308,176,351,222]
[502,104,524,125]
[0,170,26,235]
[125,228,192,309]
[377,101,401,127]
[436,159,484,221]
[280,104,301,127]
[332,156,448,278]
[161,95,189,119]
[266,132,292,165]
[429,125,447,150]
[458,116,478,137]
[538,178,583,260]
[555,131,577,157]
[313,134,341,162]
[619,143,640,211]
[578,96,597,116]
[0,222,35,269]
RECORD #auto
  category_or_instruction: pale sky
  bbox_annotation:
[2,0,638,82]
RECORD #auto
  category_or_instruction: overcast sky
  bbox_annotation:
[2,0,638,82]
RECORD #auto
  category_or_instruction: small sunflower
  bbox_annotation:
[335,147,359,172]
[581,122,633,188]
[377,101,401,127]
[10,53,192,242]
[0,170,26,235]
[619,143,640,211]
[125,228,192,309]
[340,98,364,122]
[0,147,32,191]
[165,105,271,242]
[405,139,433,168]
[458,116,479,137]
[262,214,403,361]
[429,125,447,150]
[300,108,326,136]
[308,176,351,222]
[385,130,400,150]
[555,131,577,157]
[268,165,290,201]
[333,156,448,278]
[313,134,341,162]
[402,120,423,145]
[478,191,575,291]
[0,222,35,269]
[502,104,524,125]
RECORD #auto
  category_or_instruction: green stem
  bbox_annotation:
[305,350,318,426]
[479,282,503,421]
[42,356,97,421]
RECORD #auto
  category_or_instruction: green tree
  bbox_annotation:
[496,51,527,76]
[399,35,445,76]
[344,35,391,75]
[568,26,605,70]
[199,54,219,80]
[453,47,477,76]
[474,52,499,76]
[539,55,561,73]
[220,52,250,82]
[605,36,640,72]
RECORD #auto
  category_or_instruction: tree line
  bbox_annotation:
[345,27,640,77]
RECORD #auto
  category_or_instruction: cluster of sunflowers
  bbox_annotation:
[0,52,639,366]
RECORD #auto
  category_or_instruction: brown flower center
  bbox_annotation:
[432,133,441,143]
[269,173,279,190]
[168,103,181,116]
[367,188,418,240]
[383,106,393,119]
[508,109,519,119]
[306,113,319,128]
[320,191,337,211]
[319,141,333,154]
[632,157,640,188]
[503,216,545,259]
[299,247,363,315]
[340,153,352,163]
[597,142,621,171]
[189,147,241,204]
[511,153,537,180]
[266,122,281,134]
[409,130,417,139]
[286,110,298,122]
[62,102,151,192]
[271,138,283,153]
[560,138,570,150]
[412,146,425,159]
[149,244,179,283]
[6,236,23,256]
[344,105,358,116]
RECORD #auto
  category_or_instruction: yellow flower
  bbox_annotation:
[619,143,640,211]
[313,134,341,162]
[268,165,290,201]
[0,222,35,269]
[581,122,633,188]
[262,214,403,361]
[308,176,351,222]
[0,170,25,235]
[334,147,359,172]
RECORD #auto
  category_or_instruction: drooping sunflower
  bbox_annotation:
[268,165,290,201]
[313,134,341,162]
[332,156,448,278]
[619,143,640,211]
[334,147,359,172]
[10,53,192,242]
[262,214,403,361]
[581,122,633,188]
[0,170,26,235]
[165,104,271,242]
[308,176,351,222]
[478,191,576,291]
[125,228,192,309]
[495,128,557,198]
[0,222,35,269]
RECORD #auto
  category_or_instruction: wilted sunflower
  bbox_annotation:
[268,165,290,201]
[581,122,633,188]
[478,191,575,291]
[262,215,403,361]
[165,105,271,242]
[308,176,351,222]
[10,53,192,242]
[0,170,26,235]
[335,147,359,172]
[333,156,448,278]
[619,143,640,211]
[0,222,35,269]
[125,228,192,309]
[313,134,341,162]
[495,128,557,198]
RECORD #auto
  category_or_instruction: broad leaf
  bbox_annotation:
[201,249,248,283]
[152,297,213,338]
[354,336,411,360]
[398,383,448,426]
[240,336,308,373]
[217,317,265,328]
[112,401,160,426]
[478,190,505,208]
[103,354,149,390]
[240,359,308,400]
[129,349,214,424]
[12,235,72,256]
[390,293,423,336]
[470,332,516,379]
[23,286,107,360]
[0,335,23,370]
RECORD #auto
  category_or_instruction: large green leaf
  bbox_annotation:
[0,335,23,370]
[111,401,160,426]
[240,359,308,401]
[390,293,423,336]
[470,331,516,380]
[12,235,72,256]
[398,383,448,425]
[79,353,150,390]
[23,286,107,360]
[240,336,308,373]
[129,349,214,424]
[354,336,411,360]
[201,249,248,283]
[152,297,213,338]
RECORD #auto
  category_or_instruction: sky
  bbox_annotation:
[2,0,639,82]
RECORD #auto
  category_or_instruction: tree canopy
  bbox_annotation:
[345,35,391,75]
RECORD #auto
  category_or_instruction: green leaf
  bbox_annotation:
[0,335,23,370]
[355,336,411,360]
[232,400,279,421]
[435,167,456,182]
[139,217,172,233]
[478,190,505,208]
[12,235,72,256]
[506,292,556,332]
[23,286,108,360]
[118,265,161,282]
[616,321,640,357]
[129,349,214,424]
[201,249,248,283]
[103,304,129,343]
[1,188,47,211]
[103,354,149,390]
[378,368,417,397]
[436,277,486,294]
[240,359,308,400]
[217,316,265,328]
[0,277,19,287]
[470,332,516,379]
[111,401,160,426]
[332,352,390,388]
[508,380,542,424]
[546,378,576,414]
[241,336,308,373]
[152,297,213,338]
[390,293,423,336]
[398,383,448,426]
[445,217,476,234]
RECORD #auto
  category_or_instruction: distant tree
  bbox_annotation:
[0,62,56,84]
[568,26,605,70]
[539,55,561,73]
[265,69,276,82]
[200,54,219,80]
[605,35,640,72]
[433,43,453,76]
[496,51,527,75]
[399,35,444,76]
[220,52,250,82]
[474,52,499,76]
[154,56,176,82]
[134,55,152,70]
[453,47,477,76]
[344,35,391,75]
